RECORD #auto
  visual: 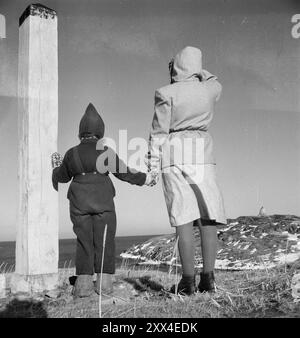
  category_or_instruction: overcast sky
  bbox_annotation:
[0,0,299,240]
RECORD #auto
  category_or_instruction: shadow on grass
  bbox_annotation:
[0,299,48,318]
[124,275,165,292]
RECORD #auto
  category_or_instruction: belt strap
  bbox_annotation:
[169,128,207,133]
[73,147,102,176]
[74,172,101,179]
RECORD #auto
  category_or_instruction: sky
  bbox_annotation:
[0,0,299,240]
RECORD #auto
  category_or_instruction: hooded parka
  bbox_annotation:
[148,46,226,226]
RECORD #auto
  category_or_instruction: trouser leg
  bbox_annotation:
[93,212,117,274]
[71,213,94,275]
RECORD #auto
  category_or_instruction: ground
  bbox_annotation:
[1,214,299,318]
[0,258,299,318]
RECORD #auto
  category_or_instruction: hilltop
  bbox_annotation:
[121,214,300,270]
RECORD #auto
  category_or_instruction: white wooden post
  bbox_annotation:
[11,4,59,294]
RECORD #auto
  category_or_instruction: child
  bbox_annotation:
[52,103,156,297]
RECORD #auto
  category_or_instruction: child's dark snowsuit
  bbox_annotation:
[52,103,146,275]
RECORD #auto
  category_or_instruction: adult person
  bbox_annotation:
[147,46,226,295]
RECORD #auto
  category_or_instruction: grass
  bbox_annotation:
[0,262,14,274]
[0,258,299,318]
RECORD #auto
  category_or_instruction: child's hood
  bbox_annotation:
[79,103,105,139]
[171,46,203,83]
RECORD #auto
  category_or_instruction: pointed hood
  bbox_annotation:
[171,46,203,83]
[79,103,105,139]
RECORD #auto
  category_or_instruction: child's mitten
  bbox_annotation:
[145,171,159,187]
[145,151,161,174]
[51,152,63,169]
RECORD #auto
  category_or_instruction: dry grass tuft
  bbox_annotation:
[0,259,299,318]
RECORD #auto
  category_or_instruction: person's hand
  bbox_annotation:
[51,152,63,169]
[145,171,159,187]
[145,151,152,172]
[145,151,160,174]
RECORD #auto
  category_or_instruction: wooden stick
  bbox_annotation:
[99,224,107,318]
[175,236,179,295]
[168,236,179,278]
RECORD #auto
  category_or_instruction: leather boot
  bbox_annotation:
[198,271,215,293]
[95,273,114,295]
[73,274,94,298]
[170,275,196,295]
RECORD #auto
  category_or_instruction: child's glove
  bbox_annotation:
[51,152,63,169]
[145,171,159,187]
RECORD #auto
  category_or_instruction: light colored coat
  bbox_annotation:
[148,46,226,226]
[148,46,222,171]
